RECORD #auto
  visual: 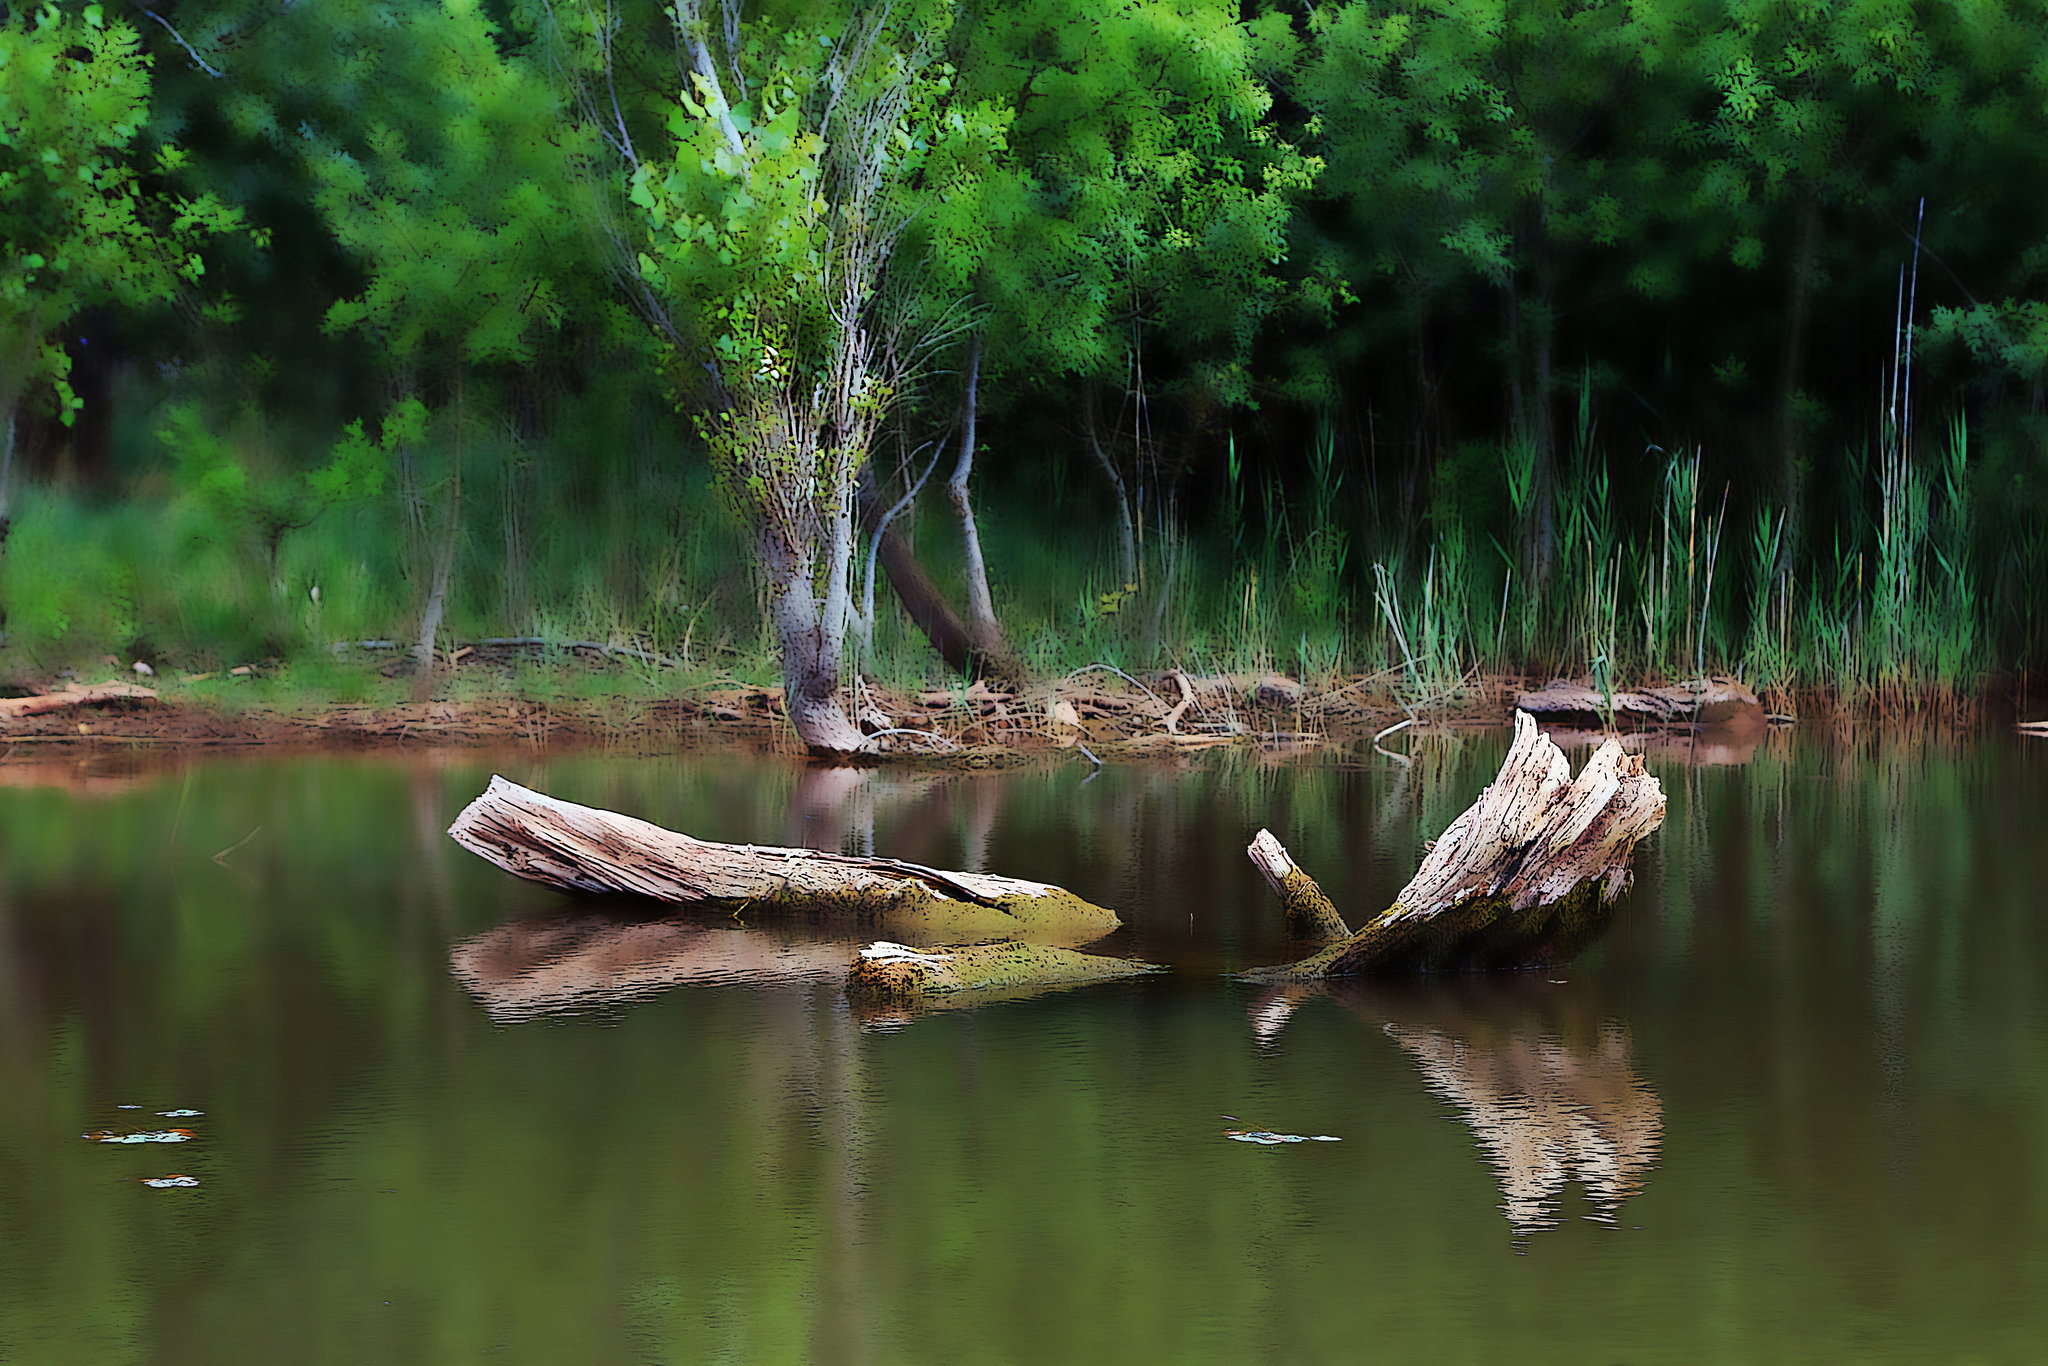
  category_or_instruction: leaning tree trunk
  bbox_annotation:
[948,338,1006,659]
[1248,712,1666,975]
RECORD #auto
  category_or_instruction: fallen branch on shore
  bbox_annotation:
[1247,711,1666,975]
[447,775,1120,944]
[1516,677,1763,730]
[0,681,159,723]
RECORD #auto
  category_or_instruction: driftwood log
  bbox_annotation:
[1515,676,1763,730]
[448,775,1120,945]
[1248,712,1666,975]
[0,681,157,723]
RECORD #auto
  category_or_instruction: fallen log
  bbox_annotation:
[1516,676,1763,731]
[0,681,158,723]
[1247,711,1665,975]
[447,775,1120,945]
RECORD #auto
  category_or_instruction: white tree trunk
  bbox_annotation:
[1083,399,1138,585]
[763,520,868,755]
[947,338,1004,653]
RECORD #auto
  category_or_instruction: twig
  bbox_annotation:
[211,826,261,865]
[142,9,223,78]
[1371,716,1416,768]
[1059,664,1170,713]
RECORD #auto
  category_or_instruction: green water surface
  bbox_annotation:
[1,729,2043,1364]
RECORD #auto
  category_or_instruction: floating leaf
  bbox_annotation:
[84,1129,194,1144]
[140,1175,199,1189]
[1225,1129,1341,1145]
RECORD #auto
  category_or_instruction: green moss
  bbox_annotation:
[759,880,1120,949]
[1251,876,1615,979]
[1278,867,1350,940]
[845,941,1157,1005]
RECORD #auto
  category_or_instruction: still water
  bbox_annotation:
[2,729,2044,1364]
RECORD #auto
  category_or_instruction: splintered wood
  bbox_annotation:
[447,775,1120,944]
[1249,711,1666,975]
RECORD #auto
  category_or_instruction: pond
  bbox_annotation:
[2,729,2045,1363]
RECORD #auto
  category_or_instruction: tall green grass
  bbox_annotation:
[0,363,2036,713]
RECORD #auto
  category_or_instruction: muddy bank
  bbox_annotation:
[1,664,2013,770]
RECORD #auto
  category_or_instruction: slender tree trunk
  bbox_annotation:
[412,383,464,701]
[1529,263,1559,595]
[1774,193,1820,529]
[854,463,985,679]
[763,520,868,756]
[1083,396,1138,585]
[947,337,1006,658]
[1404,314,1438,531]
[0,406,15,557]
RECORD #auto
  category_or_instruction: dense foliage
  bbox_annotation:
[3,0,2046,709]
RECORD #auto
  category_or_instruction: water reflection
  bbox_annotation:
[1257,978,1663,1237]
[449,912,858,1022]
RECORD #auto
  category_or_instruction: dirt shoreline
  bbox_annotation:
[0,667,2027,773]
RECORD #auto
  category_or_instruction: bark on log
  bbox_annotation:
[1246,829,1350,941]
[447,776,1119,944]
[1248,711,1665,975]
[0,681,158,723]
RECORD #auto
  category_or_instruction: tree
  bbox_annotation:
[943,0,1315,592]
[308,0,589,686]
[549,0,1005,752]
[0,1,244,557]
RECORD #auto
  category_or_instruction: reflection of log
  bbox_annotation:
[448,776,1118,944]
[451,914,859,1023]
[844,941,1155,1008]
[1516,676,1763,731]
[1254,979,1663,1235]
[1250,712,1665,974]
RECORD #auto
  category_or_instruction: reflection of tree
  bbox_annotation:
[449,914,857,1023]
[1257,979,1663,1236]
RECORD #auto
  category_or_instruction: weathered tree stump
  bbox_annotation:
[1248,712,1666,975]
[448,776,1120,944]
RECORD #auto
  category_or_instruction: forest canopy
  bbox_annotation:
[1,0,2044,737]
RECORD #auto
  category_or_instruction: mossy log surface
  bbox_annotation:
[845,941,1156,1005]
[448,776,1120,944]
[1246,829,1351,941]
[1249,711,1666,976]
